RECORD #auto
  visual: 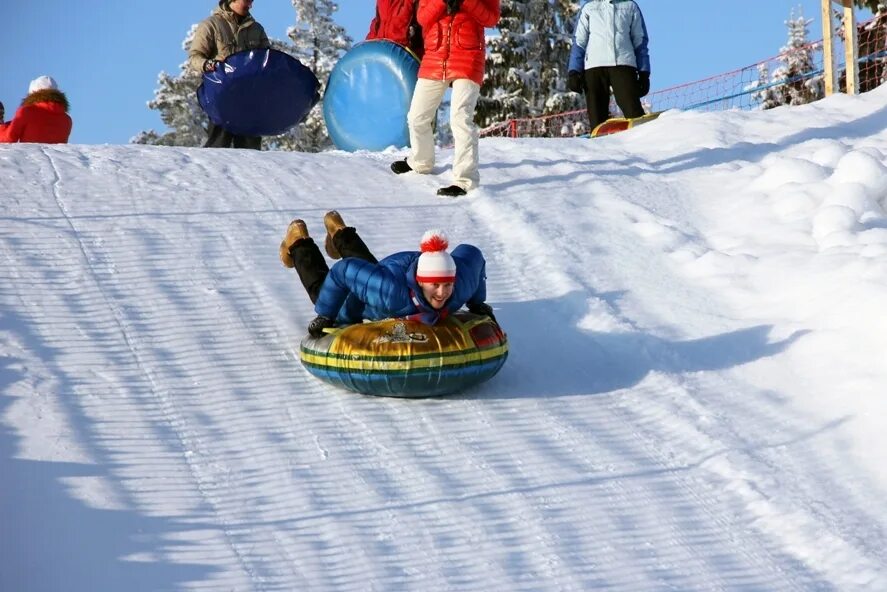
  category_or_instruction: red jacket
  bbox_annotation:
[0,89,72,144]
[416,0,500,85]
[367,0,424,58]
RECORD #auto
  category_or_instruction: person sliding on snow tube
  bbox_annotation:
[278,211,497,336]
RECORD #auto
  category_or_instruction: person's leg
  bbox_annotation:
[290,238,330,305]
[204,122,233,148]
[406,78,448,173]
[233,134,262,150]
[583,67,612,130]
[609,66,645,119]
[332,228,378,264]
[449,79,481,191]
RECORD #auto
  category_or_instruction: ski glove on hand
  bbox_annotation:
[308,315,335,338]
[445,0,462,15]
[637,71,651,98]
[567,71,584,94]
[467,302,497,324]
[203,59,222,73]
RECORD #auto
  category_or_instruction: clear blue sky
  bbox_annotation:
[1,1,872,145]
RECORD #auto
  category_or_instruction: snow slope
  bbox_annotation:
[3,87,887,591]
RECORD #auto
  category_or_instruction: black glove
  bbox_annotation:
[0,101,5,122]
[203,59,222,73]
[637,71,650,97]
[467,302,497,324]
[567,71,584,94]
[445,0,462,15]
[308,315,335,337]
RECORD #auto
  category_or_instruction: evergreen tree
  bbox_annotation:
[133,25,207,146]
[478,0,581,129]
[854,0,881,13]
[265,0,351,152]
[750,63,779,110]
[764,9,824,109]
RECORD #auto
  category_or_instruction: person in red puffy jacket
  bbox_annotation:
[389,0,500,197]
[367,0,424,58]
[0,76,72,144]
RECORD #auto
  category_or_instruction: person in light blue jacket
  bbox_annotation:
[566,0,651,130]
[279,211,496,337]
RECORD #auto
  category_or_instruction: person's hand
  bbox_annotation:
[567,71,584,94]
[203,59,222,73]
[467,302,497,324]
[445,0,462,15]
[308,315,335,337]
[638,71,650,97]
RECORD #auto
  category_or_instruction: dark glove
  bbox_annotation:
[445,0,462,15]
[567,71,584,94]
[0,101,5,122]
[308,315,335,337]
[637,71,650,97]
[203,59,222,73]
[467,302,497,324]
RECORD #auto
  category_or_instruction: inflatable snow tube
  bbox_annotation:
[323,40,420,152]
[299,312,508,397]
[198,48,320,136]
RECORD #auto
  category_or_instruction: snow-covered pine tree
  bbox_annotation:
[133,25,207,146]
[749,62,780,110]
[265,0,351,152]
[478,0,580,129]
[765,8,824,109]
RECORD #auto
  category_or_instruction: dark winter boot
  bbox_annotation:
[390,159,412,174]
[437,185,467,197]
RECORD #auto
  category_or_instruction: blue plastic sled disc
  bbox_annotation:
[198,48,320,137]
[323,40,419,152]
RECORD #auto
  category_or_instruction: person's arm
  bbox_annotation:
[188,20,218,74]
[459,0,500,27]
[257,23,271,49]
[314,258,410,320]
[417,0,447,29]
[366,4,382,39]
[0,107,26,143]
[630,2,651,74]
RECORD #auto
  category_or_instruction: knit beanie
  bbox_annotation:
[29,76,58,94]
[416,230,456,283]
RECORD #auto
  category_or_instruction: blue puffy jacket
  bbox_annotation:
[567,0,650,75]
[314,244,488,325]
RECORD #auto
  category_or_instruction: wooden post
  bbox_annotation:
[822,0,835,96]
[842,0,859,95]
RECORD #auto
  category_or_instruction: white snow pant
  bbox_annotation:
[407,78,481,191]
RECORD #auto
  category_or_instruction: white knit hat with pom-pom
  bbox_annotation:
[416,229,456,283]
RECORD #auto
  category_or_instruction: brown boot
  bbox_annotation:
[279,219,309,268]
[323,210,347,259]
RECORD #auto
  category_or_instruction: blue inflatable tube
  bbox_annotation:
[198,48,320,136]
[323,40,420,152]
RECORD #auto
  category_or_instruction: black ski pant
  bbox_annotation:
[583,65,645,130]
[204,122,262,150]
[290,227,378,304]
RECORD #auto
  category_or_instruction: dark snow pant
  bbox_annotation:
[290,227,378,304]
[583,65,646,130]
[204,122,262,150]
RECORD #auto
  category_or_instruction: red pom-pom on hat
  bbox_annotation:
[420,229,449,253]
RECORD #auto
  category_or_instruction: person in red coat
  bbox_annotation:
[389,0,500,197]
[366,0,424,58]
[0,76,72,144]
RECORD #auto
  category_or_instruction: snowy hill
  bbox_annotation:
[3,87,887,591]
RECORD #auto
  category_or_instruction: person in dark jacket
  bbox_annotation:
[279,211,497,337]
[188,0,270,149]
[567,0,651,131]
[367,0,424,58]
[0,76,72,144]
